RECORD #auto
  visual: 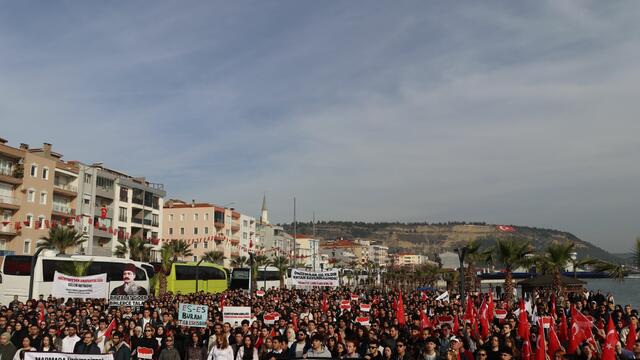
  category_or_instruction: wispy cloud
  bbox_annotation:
[1,1,639,251]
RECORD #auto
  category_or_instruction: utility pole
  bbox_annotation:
[293,197,297,268]
[312,212,316,271]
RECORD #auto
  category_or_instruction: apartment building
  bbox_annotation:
[293,235,320,270]
[163,199,256,267]
[76,163,165,258]
[0,140,79,255]
[370,244,390,267]
[396,253,435,267]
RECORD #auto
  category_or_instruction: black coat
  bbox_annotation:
[73,341,101,354]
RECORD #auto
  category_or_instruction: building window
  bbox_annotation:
[26,214,33,228]
[169,228,173,235]
[40,191,47,205]
[42,167,49,180]
[180,228,184,235]
[243,220,248,227]
[152,214,159,227]
[169,214,173,222]
[194,242,198,249]
[194,227,198,235]
[119,187,128,202]
[38,216,45,229]
[30,164,37,177]
[27,189,35,203]
[180,214,184,221]
[205,213,209,221]
[243,232,248,239]
[194,213,199,221]
[118,207,127,222]
[204,227,209,234]
[193,256,198,262]
[23,240,31,254]
[84,173,92,184]
[204,242,208,249]
[96,177,114,190]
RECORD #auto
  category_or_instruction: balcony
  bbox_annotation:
[94,205,113,219]
[214,235,225,243]
[231,224,240,232]
[131,217,143,224]
[52,203,75,216]
[0,168,22,185]
[93,227,112,239]
[95,185,114,199]
[0,223,18,236]
[0,195,19,211]
[53,183,77,197]
[214,221,225,228]
[230,239,239,245]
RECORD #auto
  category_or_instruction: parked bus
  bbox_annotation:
[230,266,283,290]
[0,254,152,304]
[164,262,228,294]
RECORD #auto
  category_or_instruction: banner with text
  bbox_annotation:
[26,352,113,360]
[291,269,339,287]
[178,303,209,327]
[223,306,251,327]
[52,271,108,299]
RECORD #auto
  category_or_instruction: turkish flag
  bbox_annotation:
[535,320,546,360]
[420,309,432,330]
[559,311,569,342]
[421,291,427,301]
[550,295,557,319]
[137,347,154,359]
[518,298,529,339]
[463,296,476,323]
[521,330,532,360]
[396,291,406,326]
[220,294,226,311]
[547,320,562,358]
[104,319,117,338]
[479,298,489,340]
[626,323,637,350]
[322,293,329,312]
[487,294,495,323]
[602,316,618,360]
[568,305,594,354]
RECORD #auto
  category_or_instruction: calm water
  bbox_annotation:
[583,278,640,307]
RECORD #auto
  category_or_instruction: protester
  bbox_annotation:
[0,332,17,360]
[73,331,101,354]
[109,332,132,360]
[13,337,35,360]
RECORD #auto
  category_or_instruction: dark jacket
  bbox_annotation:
[73,341,101,354]
[0,342,17,360]
[287,341,311,359]
[159,347,182,360]
[111,343,133,360]
[136,337,161,360]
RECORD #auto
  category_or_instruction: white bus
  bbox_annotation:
[0,254,153,304]
[230,266,284,290]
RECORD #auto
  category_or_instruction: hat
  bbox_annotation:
[450,336,460,343]
[123,264,137,273]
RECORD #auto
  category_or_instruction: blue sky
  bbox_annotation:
[2,1,639,252]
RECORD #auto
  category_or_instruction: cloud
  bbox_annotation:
[0,1,639,252]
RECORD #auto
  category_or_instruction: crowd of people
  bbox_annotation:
[0,287,637,360]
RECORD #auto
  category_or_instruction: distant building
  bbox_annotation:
[439,251,460,269]
[163,199,255,267]
[370,244,389,267]
[294,235,321,270]
[397,253,433,266]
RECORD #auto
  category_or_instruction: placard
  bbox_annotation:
[290,269,339,287]
[223,306,251,326]
[109,295,147,307]
[360,303,371,312]
[178,303,209,327]
[25,352,113,360]
[52,271,108,299]
[356,316,370,326]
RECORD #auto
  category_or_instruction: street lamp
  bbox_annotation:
[195,258,205,293]
[454,246,469,301]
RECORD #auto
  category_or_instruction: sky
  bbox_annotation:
[1,1,639,252]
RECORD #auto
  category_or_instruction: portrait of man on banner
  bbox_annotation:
[110,264,148,295]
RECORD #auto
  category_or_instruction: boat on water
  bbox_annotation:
[479,270,612,280]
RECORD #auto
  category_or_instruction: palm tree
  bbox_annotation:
[202,251,225,265]
[252,254,270,290]
[168,240,192,262]
[59,261,92,276]
[485,238,531,305]
[156,240,193,295]
[538,242,575,295]
[38,227,86,255]
[463,241,482,294]
[230,256,248,268]
[634,237,640,269]
[270,255,289,288]
[593,260,626,282]
[114,237,151,262]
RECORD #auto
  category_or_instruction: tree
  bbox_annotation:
[270,255,289,288]
[593,260,626,282]
[202,251,225,265]
[463,240,482,294]
[538,242,575,295]
[485,238,531,305]
[635,237,640,269]
[114,237,151,262]
[38,226,86,255]
[252,254,270,291]
[157,240,193,295]
[59,261,92,277]
[230,256,249,268]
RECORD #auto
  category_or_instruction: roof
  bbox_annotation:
[519,274,587,288]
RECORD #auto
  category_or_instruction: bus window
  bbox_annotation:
[175,265,196,280]
[42,260,146,282]
[202,266,226,280]
[3,256,31,276]
[257,271,280,281]
[141,264,155,278]
[232,269,249,279]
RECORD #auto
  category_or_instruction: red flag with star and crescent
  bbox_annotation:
[602,316,618,360]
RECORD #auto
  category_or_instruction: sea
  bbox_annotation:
[582,278,640,306]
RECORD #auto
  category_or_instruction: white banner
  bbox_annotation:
[291,269,339,287]
[26,352,112,360]
[223,306,251,327]
[178,303,209,327]
[435,291,449,302]
[52,271,108,299]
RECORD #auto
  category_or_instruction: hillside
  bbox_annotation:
[282,221,621,263]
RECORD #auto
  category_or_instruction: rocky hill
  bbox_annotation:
[282,221,621,263]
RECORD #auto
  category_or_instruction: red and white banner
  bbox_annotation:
[437,315,454,328]
[52,271,108,299]
[356,317,370,326]
[360,303,371,312]
[256,290,265,297]
[25,353,112,360]
[494,309,508,319]
[351,294,359,301]
[340,300,352,310]
[137,347,154,359]
[496,225,516,232]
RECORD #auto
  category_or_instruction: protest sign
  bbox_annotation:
[178,303,209,327]
[223,306,251,326]
[52,271,108,299]
[26,352,112,360]
[290,269,339,287]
